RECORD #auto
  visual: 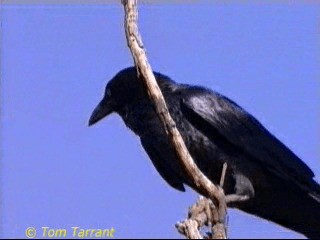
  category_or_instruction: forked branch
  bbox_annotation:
[121,1,227,238]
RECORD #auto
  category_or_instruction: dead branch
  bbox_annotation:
[177,164,228,239]
[176,196,216,239]
[121,0,227,238]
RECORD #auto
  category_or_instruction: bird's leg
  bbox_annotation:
[219,164,250,205]
[226,172,253,206]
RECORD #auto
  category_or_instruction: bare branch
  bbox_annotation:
[220,163,228,188]
[121,1,227,238]
[177,165,228,239]
[176,196,216,239]
[176,219,203,239]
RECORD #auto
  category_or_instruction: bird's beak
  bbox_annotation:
[88,99,113,126]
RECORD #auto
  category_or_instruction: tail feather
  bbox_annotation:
[239,178,320,239]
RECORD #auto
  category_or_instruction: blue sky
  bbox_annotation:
[1,2,319,239]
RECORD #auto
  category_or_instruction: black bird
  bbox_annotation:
[89,67,320,238]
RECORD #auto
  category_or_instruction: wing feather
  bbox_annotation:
[180,89,314,187]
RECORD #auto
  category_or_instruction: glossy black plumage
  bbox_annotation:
[89,67,320,238]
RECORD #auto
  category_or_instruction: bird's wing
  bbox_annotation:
[140,137,186,192]
[180,91,315,186]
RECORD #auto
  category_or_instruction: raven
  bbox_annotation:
[89,67,320,238]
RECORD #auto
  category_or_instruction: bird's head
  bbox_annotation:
[88,67,148,126]
[88,66,177,126]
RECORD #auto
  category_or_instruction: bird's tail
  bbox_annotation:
[240,178,320,239]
